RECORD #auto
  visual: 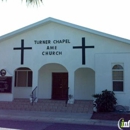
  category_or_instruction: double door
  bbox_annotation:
[52,73,68,100]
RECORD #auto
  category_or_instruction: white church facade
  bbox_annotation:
[0,17,130,107]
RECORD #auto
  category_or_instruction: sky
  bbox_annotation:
[0,0,130,40]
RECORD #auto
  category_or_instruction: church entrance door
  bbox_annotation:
[52,73,68,100]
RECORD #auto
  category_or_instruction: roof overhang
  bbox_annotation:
[0,17,130,44]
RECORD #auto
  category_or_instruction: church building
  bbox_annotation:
[0,17,130,108]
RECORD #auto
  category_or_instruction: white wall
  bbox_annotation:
[1,22,130,72]
[0,94,13,101]
[0,20,130,104]
[95,53,130,106]
[14,87,32,98]
[74,68,95,100]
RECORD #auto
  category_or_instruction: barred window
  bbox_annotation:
[15,67,32,87]
[112,65,123,91]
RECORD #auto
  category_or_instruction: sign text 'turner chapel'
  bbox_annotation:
[34,39,70,56]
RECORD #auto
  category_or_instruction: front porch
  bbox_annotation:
[0,98,93,113]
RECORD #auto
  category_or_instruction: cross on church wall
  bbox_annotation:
[13,38,94,65]
[13,39,32,65]
[73,37,94,65]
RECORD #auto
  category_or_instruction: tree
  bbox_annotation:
[2,0,43,5]
[25,0,43,5]
[93,89,117,112]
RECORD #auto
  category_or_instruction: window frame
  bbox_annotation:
[15,67,32,87]
[112,64,124,92]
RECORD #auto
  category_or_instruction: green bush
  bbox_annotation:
[94,89,117,112]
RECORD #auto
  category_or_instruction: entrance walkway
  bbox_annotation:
[0,99,93,113]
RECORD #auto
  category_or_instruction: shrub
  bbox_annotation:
[93,89,117,112]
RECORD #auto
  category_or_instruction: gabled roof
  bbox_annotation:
[0,17,130,44]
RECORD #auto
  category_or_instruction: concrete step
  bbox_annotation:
[0,99,93,113]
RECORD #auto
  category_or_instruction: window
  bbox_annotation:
[15,67,32,87]
[112,65,123,91]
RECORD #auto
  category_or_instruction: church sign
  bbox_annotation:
[13,37,95,65]
[34,39,70,56]
[0,77,12,93]
[34,39,70,44]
